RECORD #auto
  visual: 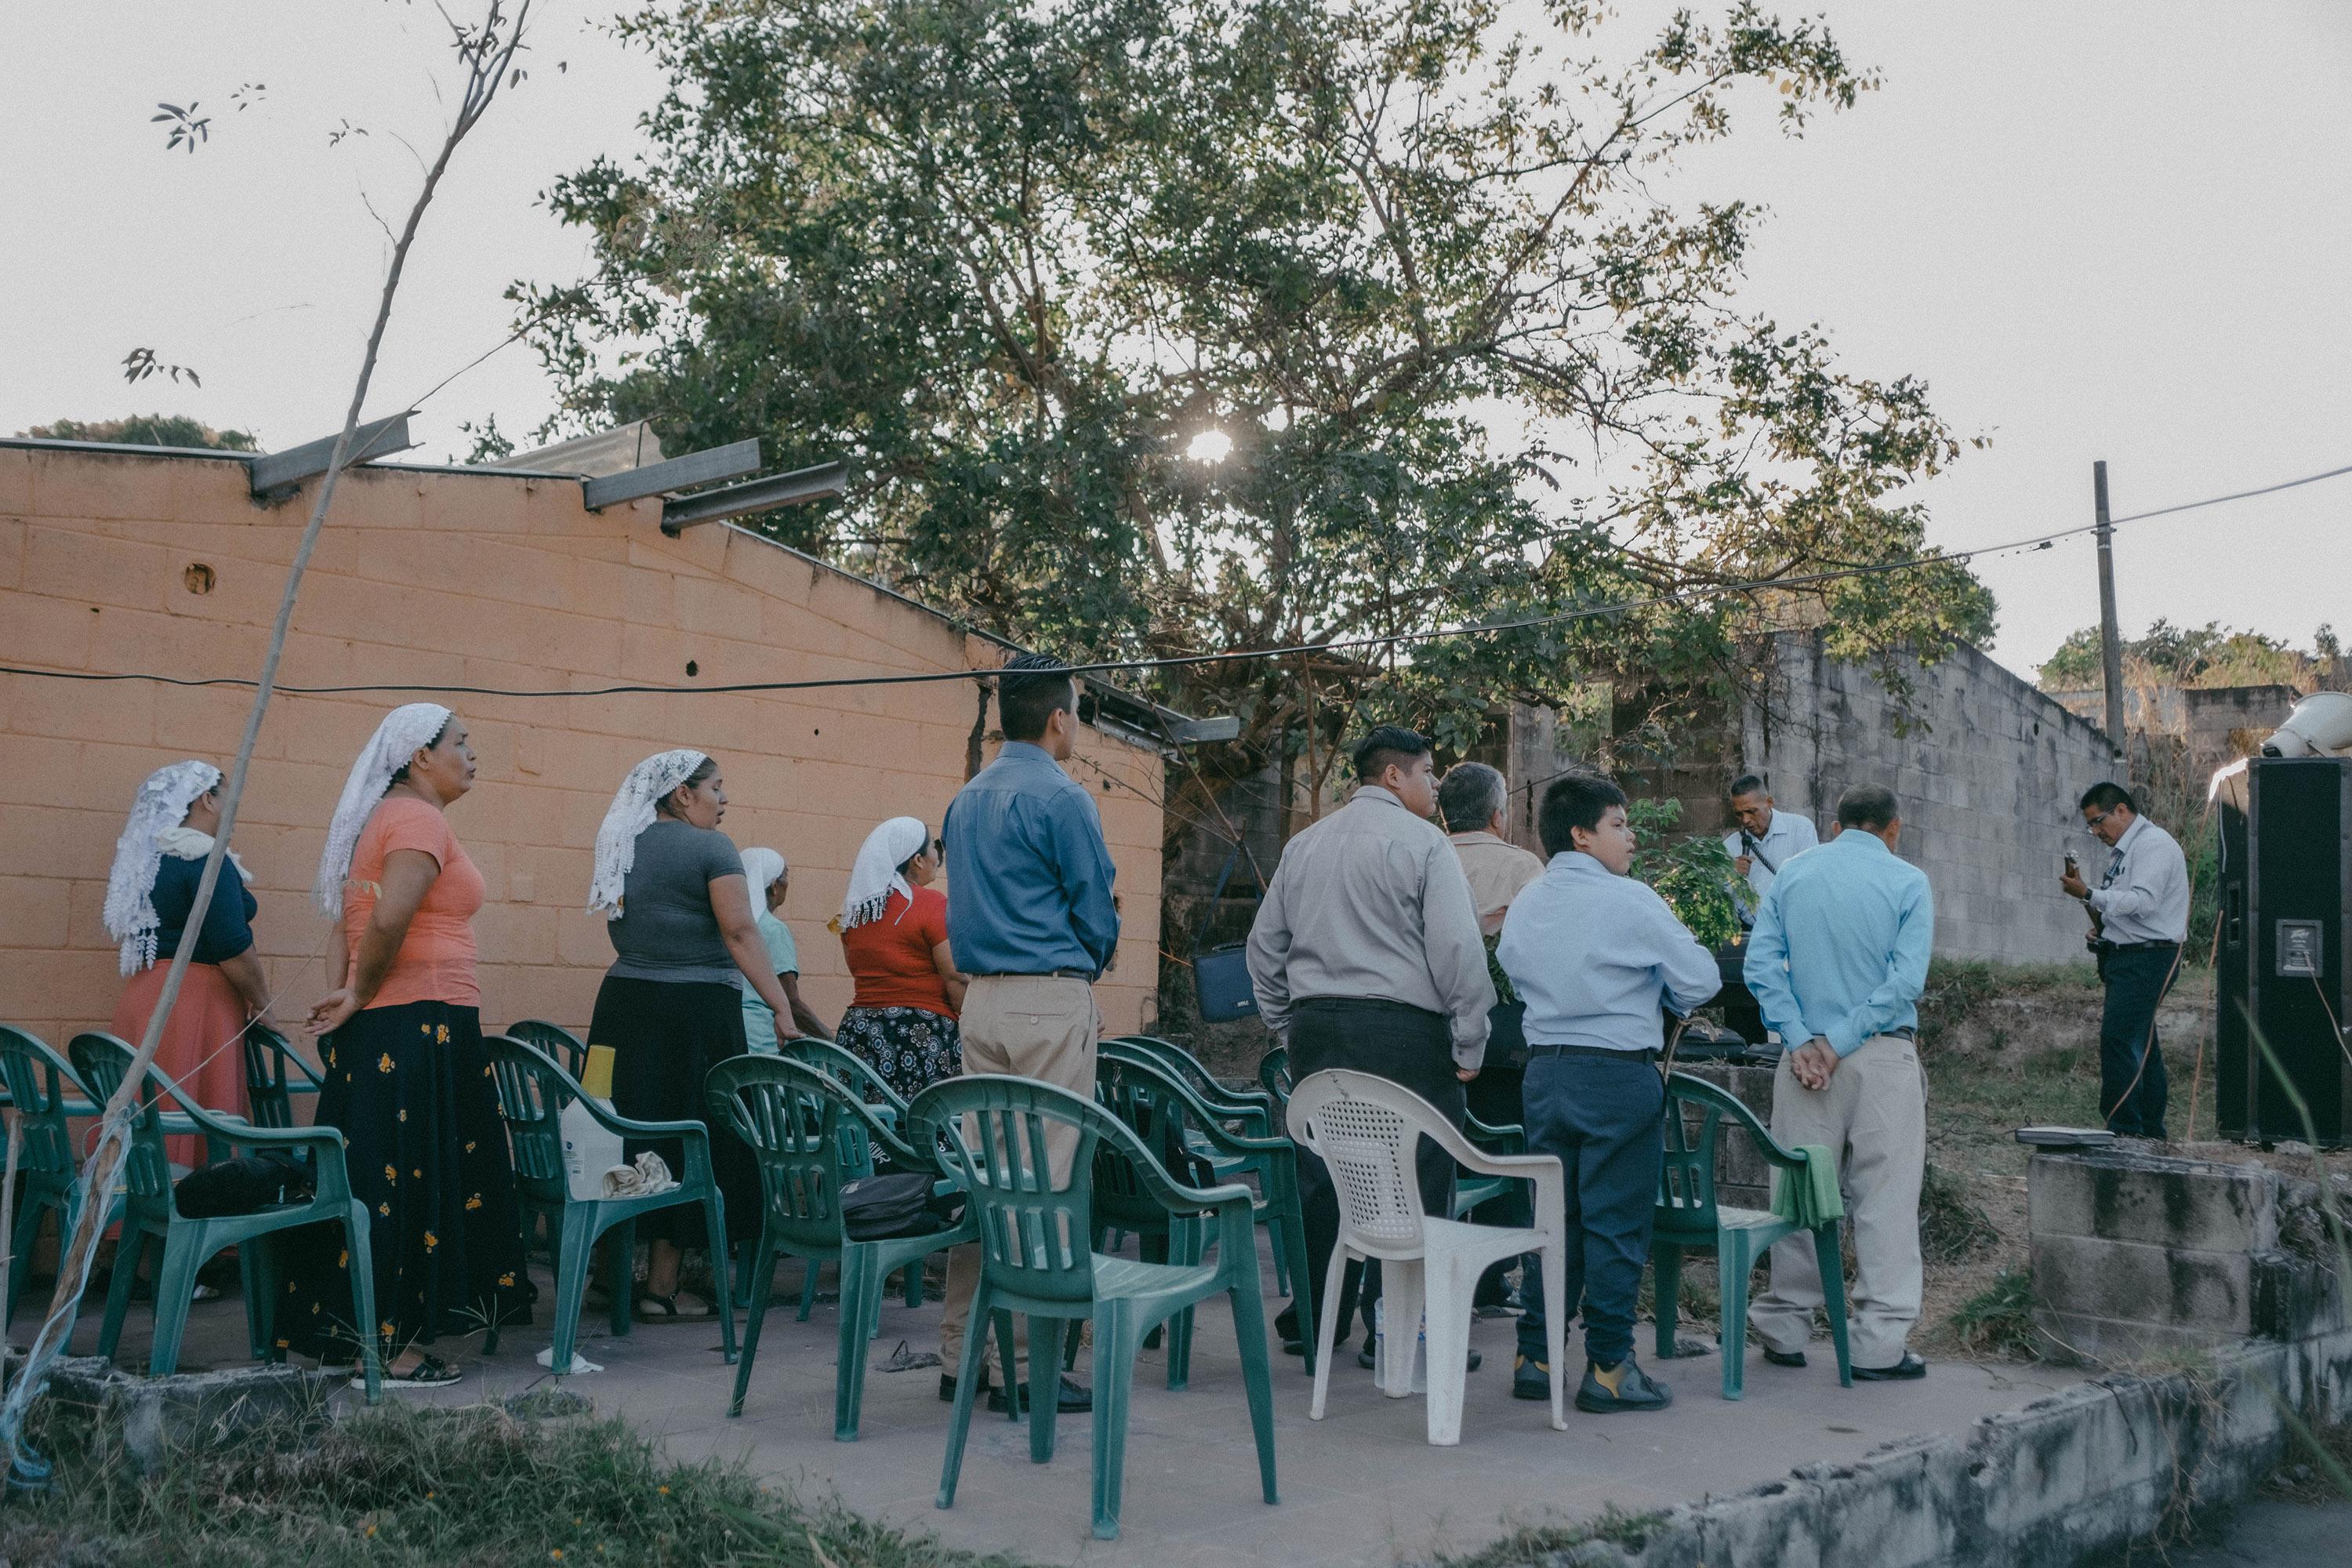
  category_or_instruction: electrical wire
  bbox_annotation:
[2,458,2347,702]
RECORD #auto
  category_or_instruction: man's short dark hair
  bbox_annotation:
[1836,783,1900,832]
[1437,762,1508,832]
[1538,772,1629,858]
[998,652,1077,743]
[2079,781,2136,815]
[1730,774,1767,800]
[1352,724,1431,783]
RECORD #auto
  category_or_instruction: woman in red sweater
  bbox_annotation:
[833,816,966,1100]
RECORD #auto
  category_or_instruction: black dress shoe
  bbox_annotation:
[1853,1352,1928,1381]
[941,1365,993,1402]
[1762,1346,1808,1369]
[987,1374,1092,1414]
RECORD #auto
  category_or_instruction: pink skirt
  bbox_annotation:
[111,961,251,1168]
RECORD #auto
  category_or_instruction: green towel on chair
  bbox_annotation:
[1771,1145,1845,1226]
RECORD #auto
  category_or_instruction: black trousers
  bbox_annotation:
[2097,944,2177,1138]
[1286,997,1465,1342]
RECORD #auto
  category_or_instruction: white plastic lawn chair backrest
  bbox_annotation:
[1287,1069,1470,1250]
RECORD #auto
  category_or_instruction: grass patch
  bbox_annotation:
[3,1396,1026,1568]
[2264,1413,2352,1505]
[1443,1504,1669,1567]
[1949,1269,2042,1359]
[1920,1160,2001,1264]
[1915,959,2098,1050]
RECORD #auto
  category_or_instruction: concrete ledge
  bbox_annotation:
[1459,1319,2352,1568]
[43,1356,339,1475]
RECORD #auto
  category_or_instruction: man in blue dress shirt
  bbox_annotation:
[936,652,1122,1415]
[1744,783,1934,1381]
[1497,772,1720,1412]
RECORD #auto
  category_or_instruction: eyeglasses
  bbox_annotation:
[2082,808,2115,833]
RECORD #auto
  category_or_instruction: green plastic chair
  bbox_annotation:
[239,1022,324,1130]
[776,1037,931,1314]
[480,1035,737,1374]
[1452,1109,1530,1221]
[503,1018,589,1080]
[1094,1045,1310,1377]
[0,1027,103,1329]
[1256,1044,1292,1104]
[67,1032,383,1402]
[704,1054,975,1436]
[1105,1036,1276,1129]
[234,1023,328,1358]
[1651,1071,1853,1399]
[913,1074,1279,1542]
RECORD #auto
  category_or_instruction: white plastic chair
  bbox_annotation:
[1286,1069,1567,1443]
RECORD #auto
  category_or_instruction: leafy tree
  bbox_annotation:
[22,414,258,451]
[2038,618,2309,691]
[520,0,1991,799]
[1628,798,1740,949]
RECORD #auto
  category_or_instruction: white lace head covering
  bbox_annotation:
[840,816,929,931]
[590,749,711,916]
[103,759,223,975]
[314,702,453,916]
[740,847,788,915]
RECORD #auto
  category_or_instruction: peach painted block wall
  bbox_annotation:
[0,445,1166,1053]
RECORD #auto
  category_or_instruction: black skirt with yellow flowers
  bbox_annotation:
[281,1000,531,1362]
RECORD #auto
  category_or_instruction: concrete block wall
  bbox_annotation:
[2027,1146,2318,1365]
[0,445,1167,1051]
[1740,633,2118,964]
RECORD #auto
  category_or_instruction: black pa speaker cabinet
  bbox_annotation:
[2216,756,2352,1146]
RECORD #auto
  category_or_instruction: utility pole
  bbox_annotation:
[2094,459,2126,761]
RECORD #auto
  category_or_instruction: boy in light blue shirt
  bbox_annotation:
[1498,772,1719,1413]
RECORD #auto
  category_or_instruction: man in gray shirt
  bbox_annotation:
[1248,725,1494,1359]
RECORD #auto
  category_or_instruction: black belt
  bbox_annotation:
[1295,996,1445,1019]
[1526,1043,1658,1062]
[2095,940,2179,955]
[972,969,1093,981]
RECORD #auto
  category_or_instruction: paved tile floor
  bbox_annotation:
[99,1234,2081,1567]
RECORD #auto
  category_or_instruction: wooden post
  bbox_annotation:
[2095,460,2126,762]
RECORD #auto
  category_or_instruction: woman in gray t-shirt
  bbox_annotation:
[586,750,797,1319]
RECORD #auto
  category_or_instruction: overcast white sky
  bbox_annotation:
[5,2,2348,681]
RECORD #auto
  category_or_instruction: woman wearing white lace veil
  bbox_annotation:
[587,749,796,1319]
[103,759,275,1164]
[281,704,528,1391]
[737,848,830,1052]
[831,815,966,1102]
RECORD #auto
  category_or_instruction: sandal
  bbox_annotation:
[358,1355,462,1391]
[633,1290,717,1321]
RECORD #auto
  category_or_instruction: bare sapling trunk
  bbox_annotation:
[1,1,535,1460]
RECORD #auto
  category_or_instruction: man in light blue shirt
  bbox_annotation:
[1497,772,1719,1413]
[1744,783,1934,1381]
[1723,773,1820,927]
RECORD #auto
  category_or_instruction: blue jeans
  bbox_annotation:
[1515,1051,1664,1367]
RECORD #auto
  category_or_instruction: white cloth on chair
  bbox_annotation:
[600,1150,677,1198]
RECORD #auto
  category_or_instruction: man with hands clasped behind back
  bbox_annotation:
[1742,783,1935,1382]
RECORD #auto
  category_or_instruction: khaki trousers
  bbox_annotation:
[937,974,1101,1384]
[1748,1033,1927,1370]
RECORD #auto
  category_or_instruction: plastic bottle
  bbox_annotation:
[561,1043,625,1200]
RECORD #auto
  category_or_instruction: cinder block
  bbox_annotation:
[30,449,178,522]
[2031,1232,2252,1335]
[2029,1150,2279,1254]
[0,591,99,671]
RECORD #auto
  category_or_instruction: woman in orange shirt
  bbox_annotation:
[833,816,966,1100]
[291,703,528,1390]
